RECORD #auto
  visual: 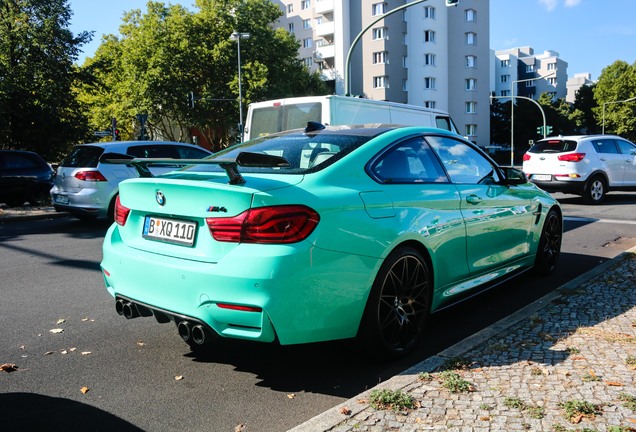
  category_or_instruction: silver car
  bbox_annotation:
[523,135,636,204]
[51,141,212,220]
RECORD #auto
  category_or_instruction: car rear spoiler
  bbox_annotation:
[103,152,290,185]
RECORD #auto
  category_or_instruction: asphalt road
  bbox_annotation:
[1,192,635,432]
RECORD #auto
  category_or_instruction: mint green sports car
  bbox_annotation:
[101,124,562,359]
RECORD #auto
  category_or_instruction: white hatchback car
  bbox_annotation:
[523,135,636,204]
[51,141,212,220]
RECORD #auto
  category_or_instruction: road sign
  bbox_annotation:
[94,131,112,137]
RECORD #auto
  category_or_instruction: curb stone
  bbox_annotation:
[290,246,636,432]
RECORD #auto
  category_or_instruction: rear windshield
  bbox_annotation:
[248,102,322,138]
[60,146,104,168]
[528,139,578,154]
[184,128,388,174]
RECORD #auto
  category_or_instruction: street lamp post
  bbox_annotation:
[602,96,636,134]
[509,72,555,166]
[229,31,250,142]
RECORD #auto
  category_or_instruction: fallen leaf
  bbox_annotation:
[340,407,351,415]
[571,355,585,360]
[80,387,89,394]
[479,416,491,421]
[137,340,145,346]
[572,413,584,424]
[234,424,246,432]
[61,350,68,355]
[175,375,184,381]
[605,381,624,386]
[19,345,25,350]
[56,319,66,325]
[357,399,368,404]
[0,363,18,372]
[627,418,636,423]
[69,348,77,352]
[81,351,92,356]
[49,328,64,334]
[287,393,295,399]
[44,351,54,355]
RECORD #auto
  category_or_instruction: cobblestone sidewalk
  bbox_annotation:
[295,249,636,432]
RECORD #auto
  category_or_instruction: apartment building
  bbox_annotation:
[273,0,491,147]
[566,72,594,104]
[493,47,568,101]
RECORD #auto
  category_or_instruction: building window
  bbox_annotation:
[424,6,435,19]
[466,124,477,136]
[465,9,476,22]
[424,30,435,43]
[373,52,388,64]
[372,27,388,40]
[303,58,312,68]
[547,63,557,70]
[402,56,407,68]
[303,19,311,29]
[501,90,510,97]
[424,77,436,89]
[402,79,408,91]
[288,23,294,33]
[465,101,477,114]
[303,38,313,48]
[501,74,509,83]
[525,81,535,87]
[526,64,535,72]
[465,32,476,45]
[548,77,557,85]
[500,59,510,68]
[373,76,388,88]
[466,55,476,68]
[424,101,436,109]
[287,4,293,13]
[301,0,311,10]
[372,3,387,16]
[424,53,436,66]
[466,78,477,91]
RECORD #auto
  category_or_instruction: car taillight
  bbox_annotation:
[522,153,531,161]
[75,170,108,181]
[114,196,131,226]
[206,205,320,244]
[557,153,586,162]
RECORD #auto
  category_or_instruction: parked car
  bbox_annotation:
[51,141,212,220]
[0,150,54,207]
[101,124,562,359]
[523,135,636,204]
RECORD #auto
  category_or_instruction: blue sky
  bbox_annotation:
[69,0,635,80]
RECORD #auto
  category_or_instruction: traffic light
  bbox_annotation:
[114,129,121,141]
[546,125,553,135]
[536,126,544,135]
[446,0,459,6]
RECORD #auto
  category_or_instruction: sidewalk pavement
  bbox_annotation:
[4,205,636,431]
[293,247,636,432]
[0,204,67,222]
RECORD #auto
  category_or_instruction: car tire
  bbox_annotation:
[358,247,431,360]
[107,194,118,223]
[534,209,562,276]
[583,175,606,204]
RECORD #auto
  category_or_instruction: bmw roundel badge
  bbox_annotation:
[156,191,166,206]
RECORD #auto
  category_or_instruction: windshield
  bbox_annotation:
[529,139,578,154]
[184,128,389,174]
[248,102,322,138]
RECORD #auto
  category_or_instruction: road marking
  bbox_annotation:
[565,216,636,225]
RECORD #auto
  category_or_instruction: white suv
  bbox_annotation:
[51,141,212,220]
[523,135,636,204]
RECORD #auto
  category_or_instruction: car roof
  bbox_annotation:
[76,140,202,148]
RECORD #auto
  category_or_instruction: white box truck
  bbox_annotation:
[244,95,458,141]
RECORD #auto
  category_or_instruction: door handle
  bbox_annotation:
[466,195,482,205]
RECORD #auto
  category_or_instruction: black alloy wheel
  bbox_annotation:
[534,209,562,275]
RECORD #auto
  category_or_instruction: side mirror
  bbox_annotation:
[500,167,528,185]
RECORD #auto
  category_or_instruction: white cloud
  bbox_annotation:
[539,0,582,11]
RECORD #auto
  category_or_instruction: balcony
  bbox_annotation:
[315,0,334,14]
[315,44,335,60]
[316,21,335,37]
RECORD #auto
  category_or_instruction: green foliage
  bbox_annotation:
[0,0,93,159]
[438,371,473,393]
[593,60,636,141]
[559,399,601,423]
[76,0,328,151]
[618,392,636,411]
[368,388,415,411]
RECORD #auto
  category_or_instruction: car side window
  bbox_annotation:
[370,137,448,184]
[175,146,211,159]
[425,136,499,184]
[616,140,636,156]
[127,145,179,158]
[592,139,619,154]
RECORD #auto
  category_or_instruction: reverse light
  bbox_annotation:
[206,205,320,244]
[75,170,108,181]
[557,153,586,162]
[114,195,131,226]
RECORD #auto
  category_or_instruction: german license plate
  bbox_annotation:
[532,174,552,181]
[53,195,69,205]
[143,216,197,246]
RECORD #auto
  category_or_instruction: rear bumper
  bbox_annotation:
[101,224,379,345]
[529,178,586,195]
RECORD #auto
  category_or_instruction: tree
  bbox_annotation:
[572,84,598,134]
[77,0,328,151]
[0,0,93,160]
[593,60,636,141]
